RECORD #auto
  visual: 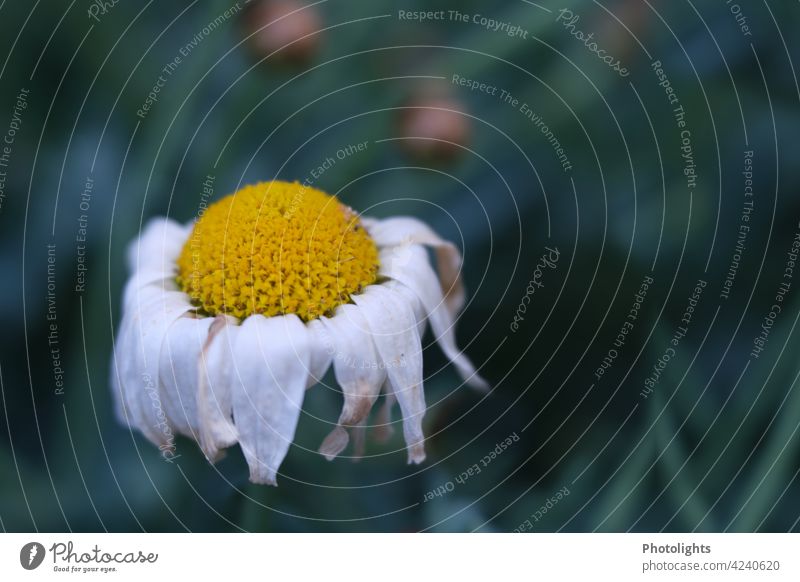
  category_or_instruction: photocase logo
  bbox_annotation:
[19,542,46,570]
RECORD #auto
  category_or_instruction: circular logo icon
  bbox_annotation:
[19,542,46,570]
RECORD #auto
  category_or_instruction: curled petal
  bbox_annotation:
[353,285,426,464]
[315,305,387,460]
[158,315,215,438]
[318,421,366,462]
[367,216,466,315]
[380,245,488,391]
[112,286,194,446]
[197,315,239,461]
[322,305,386,425]
[318,426,349,461]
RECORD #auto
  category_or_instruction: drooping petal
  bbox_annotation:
[395,281,427,340]
[352,284,426,464]
[366,216,466,315]
[230,314,311,485]
[305,318,333,389]
[323,305,387,425]
[316,305,387,460]
[372,388,396,444]
[113,278,174,428]
[380,245,488,391]
[112,286,194,447]
[350,419,367,460]
[197,315,239,461]
[318,426,349,461]
[158,314,215,438]
[126,217,191,279]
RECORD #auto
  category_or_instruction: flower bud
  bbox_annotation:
[242,0,322,67]
[397,94,470,163]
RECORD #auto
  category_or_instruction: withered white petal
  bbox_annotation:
[367,216,466,315]
[372,388,396,444]
[158,315,215,437]
[230,314,311,485]
[380,244,488,391]
[381,244,426,337]
[350,419,367,460]
[197,315,239,461]
[318,426,349,461]
[352,284,426,464]
[113,286,193,446]
[305,318,333,389]
[316,304,386,460]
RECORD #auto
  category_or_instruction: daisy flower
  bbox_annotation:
[111,180,486,485]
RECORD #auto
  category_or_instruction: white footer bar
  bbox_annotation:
[1,533,797,581]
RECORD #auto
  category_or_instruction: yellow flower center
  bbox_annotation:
[176,181,379,321]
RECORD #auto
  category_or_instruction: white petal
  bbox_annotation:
[379,246,427,337]
[197,315,239,461]
[318,426,349,461]
[122,272,179,312]
[305,318,333,389]
[112,285,194,447]
[359,216,379,230]
[322,305,387,424]
[366,216,466,315]
[316,305,387,460]
[390,273,427,339]
[372,388,396,444]
[230,314,311,485]
[350,419,367,460]
[158,315,215,437]
[126,217,191,278]
[352,285,426,464]
[380,245,489,391]
[112,280,175,427]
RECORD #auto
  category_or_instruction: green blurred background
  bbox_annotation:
[1,0,799,532]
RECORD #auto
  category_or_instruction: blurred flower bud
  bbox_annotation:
[242,0,322,67]
[593,0,651,64]
[398,92,470,163]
